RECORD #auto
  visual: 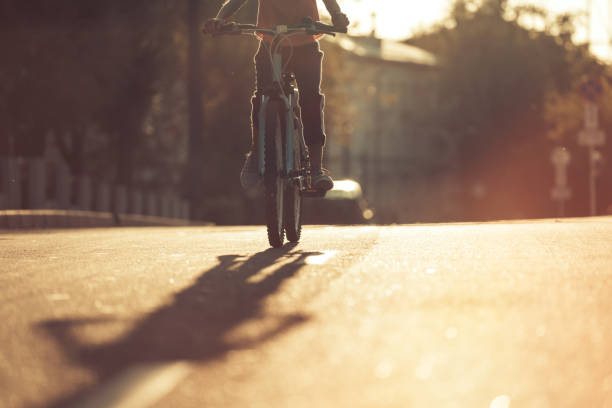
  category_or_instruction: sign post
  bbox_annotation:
[550,147,571,217]
[578,77,605,216]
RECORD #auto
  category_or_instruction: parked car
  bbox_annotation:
[302,179,374,225]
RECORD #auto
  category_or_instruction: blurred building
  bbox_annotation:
[321,36,458,223]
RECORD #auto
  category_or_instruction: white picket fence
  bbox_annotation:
[0,156,190,220]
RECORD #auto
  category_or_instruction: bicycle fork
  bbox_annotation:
[257,94,304,185]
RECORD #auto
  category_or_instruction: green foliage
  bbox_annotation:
[0,0,184,185]
[407,0,606,219]
[0,0,285,223]
[413,1,571,157]
[4,0,609,221]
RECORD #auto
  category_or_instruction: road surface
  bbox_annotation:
[2,218,612,407]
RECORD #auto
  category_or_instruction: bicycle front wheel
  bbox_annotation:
[264,101,286,248]
[284,126,303,243]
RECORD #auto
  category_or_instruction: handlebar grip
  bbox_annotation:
[312,20,347,34]
[209,22,242,36]
[204,21,233,35]
[234,23,258,29]
[306,30,336,37]
[220,22,237,31]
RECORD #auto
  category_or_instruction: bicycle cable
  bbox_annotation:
[258,28,328,95]
[266,33,298,88]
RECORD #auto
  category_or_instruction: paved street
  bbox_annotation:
[2,219,612,408]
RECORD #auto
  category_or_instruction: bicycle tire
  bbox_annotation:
[284,119,303,243]
[264,101,285,248]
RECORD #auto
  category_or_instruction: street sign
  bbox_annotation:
[550,147,571,166]
[550,147,571,205]
[578,129,606,147]
[579,77,603,102]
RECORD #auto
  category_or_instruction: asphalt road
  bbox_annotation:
[2,219,612,408]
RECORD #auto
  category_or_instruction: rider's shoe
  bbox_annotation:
[311,168,334,191]
[308,143,334,191]
[240,152,260,189]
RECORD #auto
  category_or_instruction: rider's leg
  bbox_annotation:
[239,93,261,189]
[291,42,333,191]
[241,45,271,189]
[250,94,261,153]
[251,42,273,152]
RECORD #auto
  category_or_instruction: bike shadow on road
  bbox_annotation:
[37,244,321,408]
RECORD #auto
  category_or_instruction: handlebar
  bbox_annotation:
[303,17,348,35]
[209,16,347,37]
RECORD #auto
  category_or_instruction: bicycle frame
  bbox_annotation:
[257,46,305,185]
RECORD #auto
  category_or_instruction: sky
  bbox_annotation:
[318,0,612,60]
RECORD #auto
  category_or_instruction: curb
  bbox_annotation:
[0,210,208,229]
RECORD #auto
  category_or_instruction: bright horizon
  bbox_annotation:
[318,0,612,60]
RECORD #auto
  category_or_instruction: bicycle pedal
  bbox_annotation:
[301,189,327,198]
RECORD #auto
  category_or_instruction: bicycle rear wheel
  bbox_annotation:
[264,101,285,248]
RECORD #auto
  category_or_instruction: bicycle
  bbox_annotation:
[209,17,347,248]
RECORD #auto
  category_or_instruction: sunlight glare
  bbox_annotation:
[302,250,339,265]
[490,395,512,408]
[319,0,611,59]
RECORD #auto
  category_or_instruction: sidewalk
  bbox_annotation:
[0,210,208,229]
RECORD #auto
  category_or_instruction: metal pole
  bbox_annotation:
[589,147,597,216]
[375,72,382,207]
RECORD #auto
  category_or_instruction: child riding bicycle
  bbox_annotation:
[204,0,350,192]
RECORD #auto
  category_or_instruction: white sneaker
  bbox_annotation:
[311,168,334,191]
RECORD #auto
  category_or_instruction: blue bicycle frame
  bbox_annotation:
[257,53,302,181]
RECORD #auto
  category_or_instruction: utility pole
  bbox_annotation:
[551,147,572,217]
[578,77,605,216]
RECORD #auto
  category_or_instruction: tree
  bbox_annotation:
[406,0,603,219]
[1,1,183,175]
